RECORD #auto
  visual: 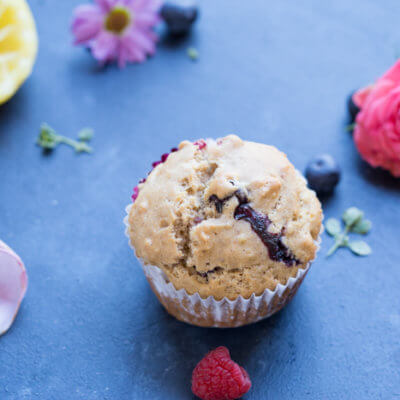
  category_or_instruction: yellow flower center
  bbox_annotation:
[105,7,132,35]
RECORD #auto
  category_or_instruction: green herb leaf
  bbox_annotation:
[326,207,372,258]
[187,47,199,61]
[352,219,372,235]
[346,123,356,132]
[348,241,372,256]
[325,218,341,236]
[74,141,93,153]
[37,123,93,154]
[78,128,94,142]
[37,123,59,150]
[342,207,363,228]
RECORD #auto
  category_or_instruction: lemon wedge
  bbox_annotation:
[0,0,38,105]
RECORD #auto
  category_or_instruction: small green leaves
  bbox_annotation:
[342,207,363,227]
[325,218,341,236]
[325,207,372,258]
[78,128,94,142]
[37,123,58,150]
[348,241,372,256]
[37,123,93,154]
[352,219,372,235]
[187,47,199,61]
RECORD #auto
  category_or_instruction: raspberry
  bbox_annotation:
[191,347,251,400]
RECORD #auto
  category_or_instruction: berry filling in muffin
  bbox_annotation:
[209,191,300,266]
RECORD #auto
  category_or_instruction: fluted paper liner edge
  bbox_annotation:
[124,203,322,328]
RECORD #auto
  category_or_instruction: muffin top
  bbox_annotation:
[128,135,322,300]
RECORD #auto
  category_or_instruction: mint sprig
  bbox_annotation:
[37,123,93,153]
[326,207,372,257]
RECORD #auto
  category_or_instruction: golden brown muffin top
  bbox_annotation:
[128,135,322,300]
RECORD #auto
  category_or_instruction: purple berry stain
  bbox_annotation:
[209,191,300,266]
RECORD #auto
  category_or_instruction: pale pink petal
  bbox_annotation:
[90,31,119,63]
[353,85,374,108]
[127,28,156,54]
[73,4,104,19]
[71,5,105,44]
[72,21,104,44]
[94,0,117,12]
[0,241,28,336]
[133,12,161,28]
[127,0,162,13]
[119,35,146,66]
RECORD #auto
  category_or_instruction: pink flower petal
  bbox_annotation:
[127,29,157,54]
[128,0,162,13]
[379,59,400,83]
[118,41,145,66]
[90,31,119,63]
[0,241,27,336]
[94,0,116,12]
[353,85,374,109]
[133,12,161,28]
[73,4,104,18]
[71,5,105,44]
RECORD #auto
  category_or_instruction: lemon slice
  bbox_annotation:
[0,0,38,105]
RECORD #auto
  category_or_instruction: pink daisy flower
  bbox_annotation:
[72,0,162,68]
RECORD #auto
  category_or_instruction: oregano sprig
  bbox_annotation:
[325,207,372,257]
[37,123,94,153]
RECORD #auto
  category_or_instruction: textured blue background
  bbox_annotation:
[1,0,400,399]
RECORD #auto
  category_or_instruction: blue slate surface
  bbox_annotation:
[1,0,400,399]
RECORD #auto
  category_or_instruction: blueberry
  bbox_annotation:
[161,1,198,36]
[347,91,360,122]
[305,154,341,195]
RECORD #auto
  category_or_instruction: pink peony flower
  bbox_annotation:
[0,241,28,336]
[353,60,400,177]
[72,0,162,68]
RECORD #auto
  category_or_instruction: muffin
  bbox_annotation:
[125,135,322,327]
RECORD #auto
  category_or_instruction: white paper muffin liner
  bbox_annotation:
[124,203,322,328]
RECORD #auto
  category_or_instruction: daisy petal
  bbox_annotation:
[119,35,147,63]
[73,4,103,19]
[72,19,104,45]
[90,31,119,63]
[0,241,28,336]
[134,12,161,28]
[127,0,162,13]
[72,5,104,44]
[128,28,156,55]
[94,0,116,12]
